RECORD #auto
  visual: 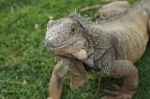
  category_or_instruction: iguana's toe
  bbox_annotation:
[102,84,135,99]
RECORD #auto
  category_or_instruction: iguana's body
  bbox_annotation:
[86,1,149,69]
[45,0,150,99]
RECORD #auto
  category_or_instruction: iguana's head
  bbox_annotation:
[45,13,91,60]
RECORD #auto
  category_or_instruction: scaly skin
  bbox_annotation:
[96,1,130,18]
[45,0,150,99]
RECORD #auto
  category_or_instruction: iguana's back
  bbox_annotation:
[92,0,150,63]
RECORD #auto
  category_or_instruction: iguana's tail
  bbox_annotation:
[138,0,150,34]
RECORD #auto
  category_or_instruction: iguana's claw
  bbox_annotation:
[101,84,135,99]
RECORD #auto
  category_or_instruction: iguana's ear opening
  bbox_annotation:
[68,59,88,89]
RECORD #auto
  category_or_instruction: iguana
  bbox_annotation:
[44,0,150,99]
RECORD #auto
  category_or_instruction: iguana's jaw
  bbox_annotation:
[45,38,88,60]
[46,41,88,60]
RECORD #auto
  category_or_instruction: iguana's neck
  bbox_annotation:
[84,24,110,53]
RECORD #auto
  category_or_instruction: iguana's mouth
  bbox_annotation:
[45,37,77,49]
[45,36,88,60]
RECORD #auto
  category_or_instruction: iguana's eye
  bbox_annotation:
[70,23,76,36]
[71,28,75,32]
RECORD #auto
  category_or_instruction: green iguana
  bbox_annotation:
[44,0,150,99]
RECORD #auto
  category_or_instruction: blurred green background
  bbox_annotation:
[0,0,150,99]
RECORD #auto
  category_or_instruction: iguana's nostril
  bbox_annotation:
[45,39,55,47]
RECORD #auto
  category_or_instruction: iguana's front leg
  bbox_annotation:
[48,58,88,99]
[48,60,69,99]
[102,60,138,99]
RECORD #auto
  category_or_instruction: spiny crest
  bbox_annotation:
[68,12,92,26]
[97,11,123,23]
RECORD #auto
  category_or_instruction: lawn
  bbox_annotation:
[0,0,150,99]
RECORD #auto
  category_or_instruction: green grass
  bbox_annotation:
[0,0,150,99]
